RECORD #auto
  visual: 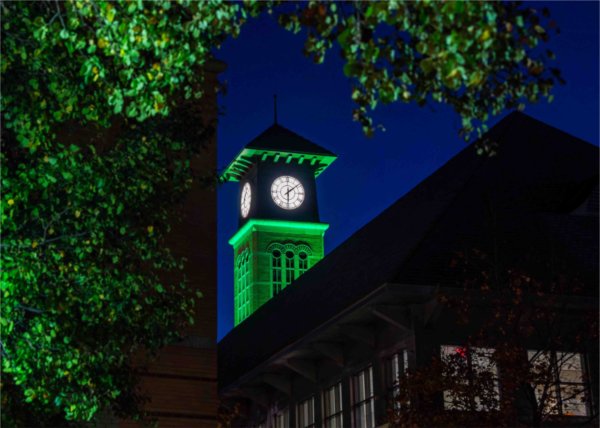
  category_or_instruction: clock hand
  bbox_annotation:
[285,184,300,196]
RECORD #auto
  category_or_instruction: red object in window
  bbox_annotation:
[455,347,467,358]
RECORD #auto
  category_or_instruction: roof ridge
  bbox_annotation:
[245,123,336,156]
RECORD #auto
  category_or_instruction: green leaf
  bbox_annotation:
[420,58,435,75]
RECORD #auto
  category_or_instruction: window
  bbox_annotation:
[440,345,499,411]
[352,366,375,428]
[285,250,294,285]
[273,407,288,428]
[385,351,408,407]
[298,251,309,275]
[235,248,251,323]
[268,243,312,296]
[297,396,315,428]
[272,250,283,296]
[528,350,588,416]
[322,381,343,428]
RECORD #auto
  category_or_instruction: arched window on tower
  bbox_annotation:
[272,250,283,296]
[268,243,313,297]
[298,251,308,275]
[285,251,295,285]
[235,248,251,323]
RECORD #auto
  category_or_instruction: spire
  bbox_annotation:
[273,94,278,125]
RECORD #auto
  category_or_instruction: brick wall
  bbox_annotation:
[119,63,223,427]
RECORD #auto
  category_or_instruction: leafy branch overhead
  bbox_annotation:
[277,1,562,138]
[2,0,242,152]
[1,0,562,425]
[2,1,561,152]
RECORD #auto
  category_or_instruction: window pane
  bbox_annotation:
[352,367,375,428]
[471,347,495,373]
[534,383,560,415]
[323,382,343,428]
[272,250,283,296]
[386,351,407,410]
[557,352,588,416]
[561,384,588,416]
[273,407,288,428]
[557,352,584,383]
[297,396,315,428]
[298,252,308,274]
[441,345,468,410]
[236,249,251,322]
[441,345,499,411]
[391,354,400,386]
[471,347,499,411]
[528,350,588,416]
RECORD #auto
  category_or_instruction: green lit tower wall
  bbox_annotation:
[221,125,336,326]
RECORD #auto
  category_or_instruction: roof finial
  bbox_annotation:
[273,94,278,125]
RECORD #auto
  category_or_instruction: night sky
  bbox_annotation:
[215,2,598,340]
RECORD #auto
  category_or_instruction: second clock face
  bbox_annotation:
[240,182,251,218]
[271,176,305,210]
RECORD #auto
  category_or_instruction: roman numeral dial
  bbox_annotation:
[240,182,251,218]
[271,176,305,210]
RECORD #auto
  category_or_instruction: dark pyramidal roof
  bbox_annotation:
[219,112,598,389]
[245,123,336,156]
[220,123,337,182]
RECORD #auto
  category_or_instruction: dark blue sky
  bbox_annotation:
[215,2,598,340]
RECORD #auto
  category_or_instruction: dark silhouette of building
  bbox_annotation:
[218,112,598,427]
[115,62,225,428]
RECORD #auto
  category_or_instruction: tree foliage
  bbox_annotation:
[388,251,598,427]
[1,0,240,424]
[277,1,562,139]
[1,0,564,424]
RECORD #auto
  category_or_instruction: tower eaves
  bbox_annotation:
[220,124,337,182]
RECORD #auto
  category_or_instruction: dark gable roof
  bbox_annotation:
[245,123,336,156]
[218,112,599,390]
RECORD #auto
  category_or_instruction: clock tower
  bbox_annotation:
[221,124,336,326]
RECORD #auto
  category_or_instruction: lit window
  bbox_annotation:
[273,407,288,428]
[440,345,499,411]
[297,396,315,428]
[298,251,309,275]
[272,250,282,296]
[235,249,251,323]
[268,244,312,296]
[352,366,375,428]
[528,351,588,417]
[322,381,343,428]
[386,351,408,408]
[285,251,294,285]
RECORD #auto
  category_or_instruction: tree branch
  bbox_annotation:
[54,0,66,29]
[17,304,44,314]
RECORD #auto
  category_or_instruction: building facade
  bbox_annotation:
[218,113,598,427]
[115,62,225,428]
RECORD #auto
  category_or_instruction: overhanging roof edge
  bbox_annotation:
[229,219,330,246]
[220,148,337,182]
[218,282,437,394]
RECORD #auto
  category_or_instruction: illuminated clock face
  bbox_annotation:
[240,182,251,218]
[271,176,305,210]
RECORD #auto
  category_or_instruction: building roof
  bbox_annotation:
[220,124,337,182]
[245,124,336,156]
[218,112,599,390]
